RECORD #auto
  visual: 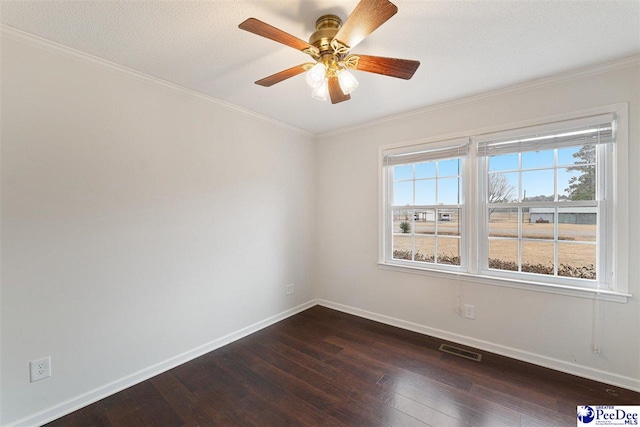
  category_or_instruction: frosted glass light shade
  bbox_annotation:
[338,69,358,94]
[306,63,327,88]
[311,78,328,101]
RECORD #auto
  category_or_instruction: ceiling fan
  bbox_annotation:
[238,0,420,104]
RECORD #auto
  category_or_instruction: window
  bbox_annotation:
[380,106,628,297]
[476,113,614,288]
[383,138,469,271]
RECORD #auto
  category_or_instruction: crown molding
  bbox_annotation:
[0,25,314,138]
[319,54,640,139]
[3,24,637,141]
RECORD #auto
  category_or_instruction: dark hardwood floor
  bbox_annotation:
[46,306,640,426]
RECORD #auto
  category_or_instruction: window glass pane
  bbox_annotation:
[559,212,597,242]
[558,168,581,201]
[414,235,435,263]
[571,144,596,165]
[438,177,460,205]
[392,210,413,234]
[393,164,413,180]
[559,165,596,201]
[523,207,555,240]
[393,181,413,206]
[489,153,518,172]
[438,209,460,236]
[438,159,460,177]
[488,172,518,203]
[392,235,413,260]
[558,145,582,167]
[437,238,460,265]
[521,241,554,275]
[392,210,413,261]
[488,239,518,270]
[415,179,436,205]
[558,243,596,280]
[415,162,436,179]
[489,208,518,238]
[522,149,554,169]
[522,169,554,201]
[414,209,435,235]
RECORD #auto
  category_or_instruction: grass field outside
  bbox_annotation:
[392,211,596,278]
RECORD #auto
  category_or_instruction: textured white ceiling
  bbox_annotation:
[2,0,639,134]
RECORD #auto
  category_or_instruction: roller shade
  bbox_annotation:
[477,113,615,157]
[384,137,470,166]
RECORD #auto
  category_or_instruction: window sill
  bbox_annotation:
[377,262,631,303]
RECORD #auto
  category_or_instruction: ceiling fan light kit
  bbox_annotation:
[311,80,329,101]
[305,62,326,88]
[239,0,420,104]
[338,69,359,94]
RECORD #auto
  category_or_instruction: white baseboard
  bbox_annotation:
[11,297,638,426]
[317,299,640,393]
[9,300,318,427]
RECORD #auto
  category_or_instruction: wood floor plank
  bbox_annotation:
[234,340,397,426]
[377,374,521,426]
[45,306,640,427]
[231,344,344,423]
[385,392,471,427]
[150,373,215,426]
[42,401,112,427]
[469,383,573,426]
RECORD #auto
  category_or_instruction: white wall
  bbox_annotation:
[315,62,640,390]
[0,36,316,425]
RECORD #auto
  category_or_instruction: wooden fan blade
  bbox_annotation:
[328,76,351,104]
[239,18,314,52]
[255,64,310,87]
[333,0,398,50]
[352,54,420,79]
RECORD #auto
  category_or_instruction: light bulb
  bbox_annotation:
[306,63,326,88]
[337,69,358,95]
[311,78,328,101]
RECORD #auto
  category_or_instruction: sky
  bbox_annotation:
[392,145,594,207]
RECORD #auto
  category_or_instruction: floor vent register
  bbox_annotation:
[439,344,483,362]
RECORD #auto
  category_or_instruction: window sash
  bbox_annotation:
[389,207,463,268]
[481,202,601,280]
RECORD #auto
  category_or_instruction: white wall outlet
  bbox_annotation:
[286,283,294,295]
[464,304,475,320]
[30,356,51,382]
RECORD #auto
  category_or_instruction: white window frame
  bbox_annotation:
[378,103,630,303]
[476,113,614,289]
[383,138,469,273]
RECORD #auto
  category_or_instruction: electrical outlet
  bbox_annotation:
[30,356,51,382]
[286,283,294,295]
[464,304,475,320]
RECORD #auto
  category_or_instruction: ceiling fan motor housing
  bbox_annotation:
[309,15,342,55]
